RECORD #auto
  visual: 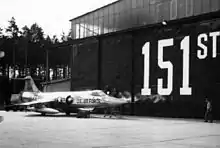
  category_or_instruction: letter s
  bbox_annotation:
[197,33,208,59]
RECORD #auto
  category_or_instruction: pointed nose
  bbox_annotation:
[126,99,131,103]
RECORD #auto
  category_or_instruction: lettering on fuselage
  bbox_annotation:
[76,98,101,104]
[57,96,102,104]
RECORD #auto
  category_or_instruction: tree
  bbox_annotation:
[43,35,53,48]
[0,27,3,38]
[29,23,44,43]
[0,27,4,46]
[60,30,72,42]
[6,17,21,38]
[0,28,4,58]
[22,25,31,40]
[20,24,46,66]
[5,17,21,77]
[20,26,31,68]
[52,35,59,44]
[67,29,72,41]
[61,31,66,42]
[1,17,72,80]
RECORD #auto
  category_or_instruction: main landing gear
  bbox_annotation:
[104,107,121,118]
[65,112,70,116]
[76,111,91,118]
[41,113,46,116]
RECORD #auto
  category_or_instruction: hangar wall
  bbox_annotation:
[71,40,99,90]
[0,76,11,108]
[100,34,133,91]
[132,18,220,118]
[42,79,71,92]
[71,13,220,119]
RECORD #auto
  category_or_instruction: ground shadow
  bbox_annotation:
[24,113,138,120]
[24,113,77,118]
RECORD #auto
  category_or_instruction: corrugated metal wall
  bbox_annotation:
[71,40,99,90]
[43,80,71,92]
[100,34,133,91]
[71,0,220,39]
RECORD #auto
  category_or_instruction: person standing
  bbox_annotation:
[0,116,3,123]
[204,97,213,123]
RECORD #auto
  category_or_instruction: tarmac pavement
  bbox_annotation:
[0,111,219,148]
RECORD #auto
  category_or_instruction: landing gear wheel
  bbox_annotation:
[77,111,90,118]
[13,109,17,112]
[86,113,90,118]
[66,112,70,116]
[41,113,46,116]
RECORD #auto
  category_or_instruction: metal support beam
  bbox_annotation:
[46,49,49,82]
[131,32,135,116]
[70,44,76,90]
[97,37,102,89]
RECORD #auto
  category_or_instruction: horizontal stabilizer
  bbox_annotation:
[33,108,59,114]
[17,98,53,106]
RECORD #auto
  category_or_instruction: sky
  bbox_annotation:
[0,0,117,39]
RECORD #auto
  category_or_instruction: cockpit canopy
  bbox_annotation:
[90,90,107,97]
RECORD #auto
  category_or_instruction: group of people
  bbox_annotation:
[103,85,123,98]
[103,85,125,118]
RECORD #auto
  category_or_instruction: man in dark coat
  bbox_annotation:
[204,97,213,123]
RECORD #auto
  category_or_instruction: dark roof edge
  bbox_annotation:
[69,0,120,22]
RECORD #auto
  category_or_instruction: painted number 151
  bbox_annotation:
[142,36,191,96]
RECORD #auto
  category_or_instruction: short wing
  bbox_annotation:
[16,98,55,106]
[78,108,94,112]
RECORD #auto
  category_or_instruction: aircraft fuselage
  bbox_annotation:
[22,90,130,115]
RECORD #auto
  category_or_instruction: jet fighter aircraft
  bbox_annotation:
[12,76,136,118]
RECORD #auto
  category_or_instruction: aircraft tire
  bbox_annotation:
[12,109,17,112]
[41,113,46,116]
[19,109,24,112]
[86,113,90,118]
[77,111,88,118]
[5,108,10,112]
[76,112,81,118]
[66,112,70,116]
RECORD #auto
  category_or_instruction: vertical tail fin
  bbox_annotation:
[23,76,40,92]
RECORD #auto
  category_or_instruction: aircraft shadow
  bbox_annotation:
[24,113,137,120]
[91,115,138,120]
[24,114,78,118]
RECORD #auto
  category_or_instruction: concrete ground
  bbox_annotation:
[0,111,219,148]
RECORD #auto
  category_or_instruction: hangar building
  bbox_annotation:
[69,0,220,118]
